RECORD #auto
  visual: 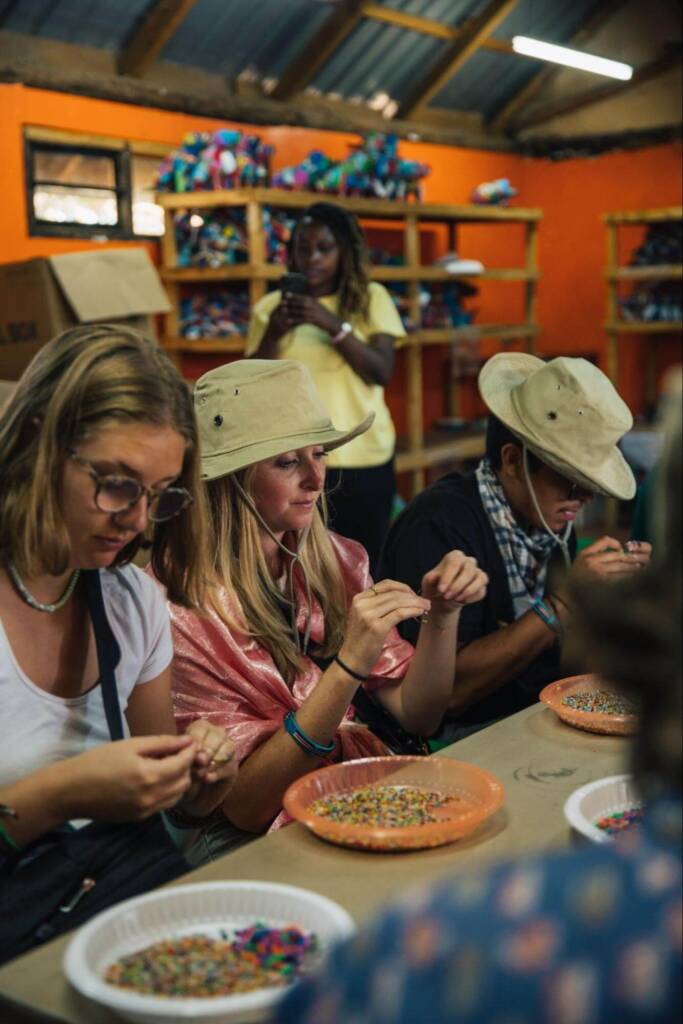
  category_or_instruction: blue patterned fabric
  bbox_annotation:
[475,458,561,618]
[272,799,682,1024]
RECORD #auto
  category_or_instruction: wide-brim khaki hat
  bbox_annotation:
[195,359,374,480]
[479,353,636,500]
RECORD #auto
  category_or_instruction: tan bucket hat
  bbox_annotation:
[478,353,636,500]
[194,359,374,481]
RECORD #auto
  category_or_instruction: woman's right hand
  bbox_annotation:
[339,581,430,678]
[268,301,295,338]
[58,735,198,823]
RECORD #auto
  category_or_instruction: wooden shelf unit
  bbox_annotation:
[603,206,683,399]
[157,188,542,493]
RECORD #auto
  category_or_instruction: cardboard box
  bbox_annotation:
[0,248,171,379]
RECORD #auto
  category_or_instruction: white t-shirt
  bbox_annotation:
[0,564,173,789]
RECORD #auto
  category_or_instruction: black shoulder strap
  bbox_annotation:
[83,570,124,742]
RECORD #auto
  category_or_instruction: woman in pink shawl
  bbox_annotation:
[165,358,487,858]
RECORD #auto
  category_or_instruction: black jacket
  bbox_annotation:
[379,472,576,727]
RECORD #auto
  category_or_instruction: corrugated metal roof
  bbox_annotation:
[432,0,603,117]
[0,0,150,51]
[491,0,601,43]
[0,0,650,123]
[312,17,448,103]
[160,0,329,78]
[379,0,488,28]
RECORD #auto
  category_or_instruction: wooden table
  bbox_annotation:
[0,704,629,1023]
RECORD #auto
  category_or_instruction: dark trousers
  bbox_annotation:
[325,458,395,578]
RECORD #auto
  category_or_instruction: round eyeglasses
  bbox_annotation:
[69,450,193,522]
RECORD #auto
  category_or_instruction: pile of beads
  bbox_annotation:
[105,923,317,998]
[595,807,644,835]
[311,785,454,828]
[156,129,272,193]
[273,133,430,200]
[562,690,636,716]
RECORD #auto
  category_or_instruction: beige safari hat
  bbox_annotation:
[195,359,374,481]
[478,353,636,500]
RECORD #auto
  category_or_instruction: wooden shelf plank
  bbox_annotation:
[162,264,539,284]
[412,324,539,345]
[161,337,246,353]
[160,265,282,282]
[161,324,539,354]
[395,431,486,472]
[604,321,683,333]
[371,266,539,282]
[606,264,683,281]
[155,188,542,223]
[603,206,682,225]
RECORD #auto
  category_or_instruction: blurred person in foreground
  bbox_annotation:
[273,376,682,1024]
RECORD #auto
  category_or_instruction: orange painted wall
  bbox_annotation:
[1,83,680,424]
[524,144,682,417]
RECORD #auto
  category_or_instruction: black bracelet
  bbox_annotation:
[333,654,368,683]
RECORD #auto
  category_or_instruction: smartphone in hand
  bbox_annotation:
[280,272,309,295]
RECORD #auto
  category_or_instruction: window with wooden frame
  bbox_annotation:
[24,128,169,240]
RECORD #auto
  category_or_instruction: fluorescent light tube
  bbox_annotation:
[512,36,633,81]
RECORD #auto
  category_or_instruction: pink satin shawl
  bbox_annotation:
[167,532,415,829]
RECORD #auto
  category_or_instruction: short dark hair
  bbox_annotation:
[485,414,541,471]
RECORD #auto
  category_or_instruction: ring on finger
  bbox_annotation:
[371,585,379,596]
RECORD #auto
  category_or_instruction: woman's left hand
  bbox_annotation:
[421,551,488,624]
[176,719,238,819]
[280,294,342,336]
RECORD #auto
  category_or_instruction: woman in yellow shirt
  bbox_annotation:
[247,202,405,574]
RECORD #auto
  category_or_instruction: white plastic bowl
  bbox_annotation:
[63,880,355,1024]
[564,774,643,844]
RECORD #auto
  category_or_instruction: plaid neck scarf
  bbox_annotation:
[476,458,559,618]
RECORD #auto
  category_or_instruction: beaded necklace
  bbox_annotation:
[7,562,81,613]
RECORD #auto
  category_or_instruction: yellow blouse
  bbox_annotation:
[246,282,406,468]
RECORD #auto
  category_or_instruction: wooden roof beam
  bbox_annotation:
[396,0,519,121]
[514,48,682,132]
[269,0,366,101]
[362,3,460,41]
[118,0,199,78]
[488,0,630,132]
[363,1,513,55]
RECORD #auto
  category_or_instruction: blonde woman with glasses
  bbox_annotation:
[163,358,487,857]
[0,325,236,959]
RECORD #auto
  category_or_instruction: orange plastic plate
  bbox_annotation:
[283,755,504,852]
[540,674,637,736]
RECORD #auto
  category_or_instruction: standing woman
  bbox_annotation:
[247,201,405,574]
[0,325,235,959]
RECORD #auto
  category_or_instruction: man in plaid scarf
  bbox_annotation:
[380,354,652,739]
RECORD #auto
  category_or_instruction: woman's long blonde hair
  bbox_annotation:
[0,323,211,608]
[206,465,348,685]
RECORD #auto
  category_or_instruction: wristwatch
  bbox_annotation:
[330,321,353,345]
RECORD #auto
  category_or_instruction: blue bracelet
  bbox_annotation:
[530,598,561,635]
[283,711,336,757]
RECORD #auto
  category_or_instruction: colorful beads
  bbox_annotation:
[562,690,636,715]
[104,923,317,998]
[595,807,644,835]
[311,785,454,828]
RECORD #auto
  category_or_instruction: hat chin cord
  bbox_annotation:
[523,447,572,568]
[233,478,313,655]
